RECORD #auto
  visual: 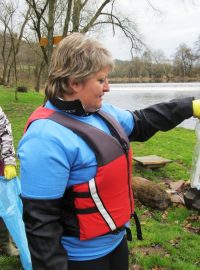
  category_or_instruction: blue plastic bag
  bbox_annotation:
[0,176,32,270]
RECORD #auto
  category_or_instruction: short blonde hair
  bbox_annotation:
[45,32,114,99]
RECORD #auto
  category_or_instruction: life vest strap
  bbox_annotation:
[72,191,91,198]
[125,227,132,241]
[132,212,143,240]
[76,206,98,214]
[125,213,143,241]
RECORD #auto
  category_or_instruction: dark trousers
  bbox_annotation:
[0,218,18,256]
[0,218,10,251]
[68,236,129,270]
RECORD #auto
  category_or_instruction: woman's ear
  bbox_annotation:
[68,79,81,93]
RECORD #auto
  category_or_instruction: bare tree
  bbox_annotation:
[0,0,16,85]
[25,0,145,65]
[14,0,164,90]
[0,0,30,87]
[7,5,31,86]
[173,43,196,77]
[47,0,57,61]
[194,34,200,58]
[142,50,153,78]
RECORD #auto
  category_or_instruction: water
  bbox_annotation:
[103,82,200,130]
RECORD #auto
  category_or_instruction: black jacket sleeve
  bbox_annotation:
[22,197,68,270]
[129,97,194,142]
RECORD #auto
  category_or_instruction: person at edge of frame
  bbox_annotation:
[18,32,200,270]
[0,106,18,256]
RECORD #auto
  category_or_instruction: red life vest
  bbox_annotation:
[25,106,134,240]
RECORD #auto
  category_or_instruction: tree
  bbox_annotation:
[150,50,173,81]
[173,43,196,77]
[194,34,200,67]
[22,0,148,90]
[142,50,153,78]
[0,0,17,85]
[194,34,200,57]
[0,0,30,87]
[25,0,144,66]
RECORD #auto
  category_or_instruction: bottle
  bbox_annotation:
[190,119,200,190]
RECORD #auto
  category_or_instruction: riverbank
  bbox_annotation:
[109,76,200,84]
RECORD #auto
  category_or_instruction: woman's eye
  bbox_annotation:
[99,79,105,84]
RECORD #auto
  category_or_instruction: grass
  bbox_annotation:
[0,86,199,270]
[132,128,196,181]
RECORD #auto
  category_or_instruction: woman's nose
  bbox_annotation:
[103,79,110,92]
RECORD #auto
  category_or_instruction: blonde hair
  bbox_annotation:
[45,32,114,99]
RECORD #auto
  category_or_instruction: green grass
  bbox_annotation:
[129,207,200,270]
[0,87,44,149]
[132,128,196,182]
[0,86,200,270]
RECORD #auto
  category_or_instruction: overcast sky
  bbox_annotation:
[99,0,200,60]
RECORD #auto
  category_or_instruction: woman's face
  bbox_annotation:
[68,67,110,113]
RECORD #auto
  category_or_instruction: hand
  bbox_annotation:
[192,99,200,118]
[4,165,17,180]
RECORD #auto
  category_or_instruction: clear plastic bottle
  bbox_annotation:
[190,119,200,190]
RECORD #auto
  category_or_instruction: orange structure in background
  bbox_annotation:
[40,36,63,46]
[53,36,63,44]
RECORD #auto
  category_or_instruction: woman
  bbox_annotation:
[18,32,200,270]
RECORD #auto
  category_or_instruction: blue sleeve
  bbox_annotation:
[101,103,135,136]
[18,120,78,199]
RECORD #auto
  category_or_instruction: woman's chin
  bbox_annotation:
[86,104,102,113]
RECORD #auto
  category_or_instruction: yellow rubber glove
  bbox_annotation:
[4,165,17,180]
[192,100,200,118]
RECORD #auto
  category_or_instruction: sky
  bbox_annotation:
[99,0,200,60]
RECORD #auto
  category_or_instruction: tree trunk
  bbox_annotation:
[47,0,57,65]
[34,61,46,92]
[132,176,171,210]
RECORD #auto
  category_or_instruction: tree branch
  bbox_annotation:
[81,0,111,33]
[63,0,73,36]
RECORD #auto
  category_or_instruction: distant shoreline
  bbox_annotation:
[109,76,200,84]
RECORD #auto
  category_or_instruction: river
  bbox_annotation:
[103,82,200,130]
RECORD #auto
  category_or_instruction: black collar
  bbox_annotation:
[49,98,91,116]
